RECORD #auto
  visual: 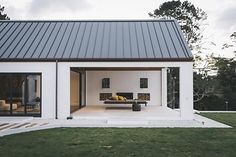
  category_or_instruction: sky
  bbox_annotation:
[1,0,236,58]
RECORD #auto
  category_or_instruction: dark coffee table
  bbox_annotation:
[104,100,147,111]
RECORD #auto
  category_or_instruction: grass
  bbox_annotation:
[0,113,235,157]
[200,112,236,127]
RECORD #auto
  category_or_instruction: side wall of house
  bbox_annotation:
[86,71,161,106]
[0,62,56,119]
[0,61,193,120]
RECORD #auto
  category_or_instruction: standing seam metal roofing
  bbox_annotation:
[0,20,193,62]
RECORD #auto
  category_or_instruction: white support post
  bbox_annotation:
[57,64,71,119]
[161,68,167,107]
[179,63,194,120]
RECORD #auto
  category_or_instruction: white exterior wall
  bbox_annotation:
[58,63,70,119]
[86,71,161,106]
[0,62,56,119]
[161,68,167,107]
[0,61,193,120]
[179,63,194,120]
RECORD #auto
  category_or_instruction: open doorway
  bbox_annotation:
[70,68,86,113]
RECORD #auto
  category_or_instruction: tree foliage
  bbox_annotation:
[195,57,236,110]
[215,58,236,110]
[222,32,236,56]
[0,5,10,20]
[193,72,216,102]
[149,1,218,105]
[215,58,236,92]
[149,0,207,50]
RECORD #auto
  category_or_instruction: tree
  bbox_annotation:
[0,5,10,20]
[149,0,207,50]
[149,1,212,105]
[222,32,236,57]
[193,71,216,102]
[215,58,236,110]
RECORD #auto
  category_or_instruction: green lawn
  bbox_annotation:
[0,113,236,157]
[200,112,236,127]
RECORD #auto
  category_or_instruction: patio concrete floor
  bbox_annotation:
[0,106,232,137]
[72,105,181,120]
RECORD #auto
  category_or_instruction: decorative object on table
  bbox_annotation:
[108,95,126,101]
[132,99,141,111]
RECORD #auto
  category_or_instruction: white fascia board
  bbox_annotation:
[59,61,193,68]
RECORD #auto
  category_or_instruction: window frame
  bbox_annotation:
[140,78,148,88]
[0,73,42,117]
[102,78,110,88]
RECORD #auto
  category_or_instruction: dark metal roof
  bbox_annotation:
[0,20,193,62]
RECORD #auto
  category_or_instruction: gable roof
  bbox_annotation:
[0,20,193,62]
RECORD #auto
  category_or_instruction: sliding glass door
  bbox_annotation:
[80,71,86,108]
[0,73,41,117]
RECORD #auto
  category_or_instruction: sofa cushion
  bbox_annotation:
[118,96,126,100]
[0,100,17,110]
[0,100,6,106]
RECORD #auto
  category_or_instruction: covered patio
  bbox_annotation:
[72,105,181,122]
[62,61,194,120]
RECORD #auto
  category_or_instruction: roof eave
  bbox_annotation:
[0,58,194,62]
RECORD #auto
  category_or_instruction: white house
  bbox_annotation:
[0,20,193,120]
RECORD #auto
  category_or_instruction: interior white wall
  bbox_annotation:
[0,62,56,119]
[86,71,161,106]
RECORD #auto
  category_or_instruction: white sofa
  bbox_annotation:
[0,100,17,110]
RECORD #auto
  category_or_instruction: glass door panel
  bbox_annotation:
[80,72,86,108]
[0,73,41,117]
[25,75,41,115]
[11,74,27,115]
[0,74,12,115]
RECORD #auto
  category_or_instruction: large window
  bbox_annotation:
[0,73,41,117]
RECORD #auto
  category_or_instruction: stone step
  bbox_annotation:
[0,117,33,123]
[107,119,148,125]
[71,117,108,124]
